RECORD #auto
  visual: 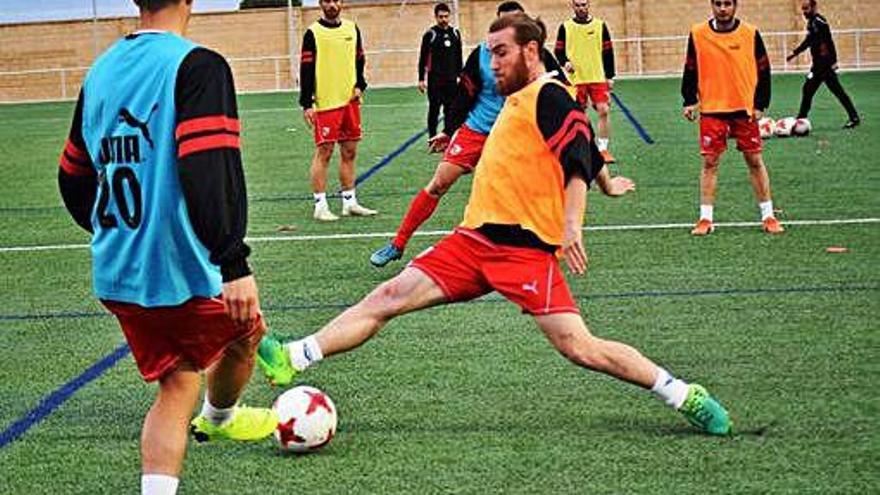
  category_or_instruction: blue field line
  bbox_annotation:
[0,282,877,449]
[353,127,430,187]
[1,284,876,323]
[0,343,130,449]
[611,92,655,144]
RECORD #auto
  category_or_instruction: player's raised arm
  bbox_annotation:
[58,89,97,233]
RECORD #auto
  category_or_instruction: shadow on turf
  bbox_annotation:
[593,415,776,440]
[341,414,776,440]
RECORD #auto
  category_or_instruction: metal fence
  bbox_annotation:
[1,28,878,103]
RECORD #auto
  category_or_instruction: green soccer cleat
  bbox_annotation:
[370,243,403,268]
[256,335,297,387]
[190,406,279,443]
[679,384,732,436]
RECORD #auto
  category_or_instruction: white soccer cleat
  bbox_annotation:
[342,203,378,217]
[313,205,339,222]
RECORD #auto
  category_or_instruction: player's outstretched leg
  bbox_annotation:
[258,267,448,385]
[370,161,465,267]
[534,312,732,435]
[190,325,278,443]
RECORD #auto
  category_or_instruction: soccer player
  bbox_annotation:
[369,1,610,268]
[554,0,616,163]
[418,2,463,139]
[786,0,860,128]
[300,0,376,221]
[681,0,784,236]
[57,1,276,493]
[260,13,732,437]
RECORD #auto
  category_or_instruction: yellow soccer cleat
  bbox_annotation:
[190,406,279,443]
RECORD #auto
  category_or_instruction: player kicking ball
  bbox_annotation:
[260,14,732,436]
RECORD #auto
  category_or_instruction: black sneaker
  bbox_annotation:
[843,118,861,129]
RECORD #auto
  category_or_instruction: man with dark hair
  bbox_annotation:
[418,2,463,138]
[786,0,860,128]
[554,0,617,163]
[369,0,588,268]
[259,12,732,438]
[682,0,783,236]
[300,0,376,221]
[58,1,276,493]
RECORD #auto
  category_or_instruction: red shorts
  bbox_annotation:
[699,116,762,155]
[314,100,362,145]
[103,297,264,382]
[442,124,487,171]
[409,229,579,315]
[575,82,610,108]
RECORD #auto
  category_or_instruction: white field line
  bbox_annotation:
[1,217,877,254]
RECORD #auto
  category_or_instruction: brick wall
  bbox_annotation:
[0,0,877,102]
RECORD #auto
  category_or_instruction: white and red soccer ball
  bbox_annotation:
[792,118,811,136]
[273,385,337,453]
[772,116,810,138]
[774,117,797,137]
[758,117,775,139]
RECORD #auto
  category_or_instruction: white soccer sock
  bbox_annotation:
[700,204,714,222]
[199,395,235,426]
[596,137,609,152]
[141,474,179,495]
[286,335,324,371]
[759,200,774,221]
[313,192,328,210]
[341,188,357,208]
[651,367,690,410]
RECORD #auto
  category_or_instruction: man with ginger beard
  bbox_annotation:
[257,13,733,438]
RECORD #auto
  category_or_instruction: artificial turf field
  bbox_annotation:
[0,73,877,494]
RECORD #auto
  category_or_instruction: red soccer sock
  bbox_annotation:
[392,189,440,250]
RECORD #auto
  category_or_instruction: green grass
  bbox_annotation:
[0,73,878,494]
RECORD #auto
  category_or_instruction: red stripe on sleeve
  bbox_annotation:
[175,115,241,140]
[555,40,565,50]
[546,111,589,150]
[549,123,589,158]
[301,51,315,63]
[64,139,89,162]
[59,152,95,176]
[602,40,613,50]
[178,134,240,158]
